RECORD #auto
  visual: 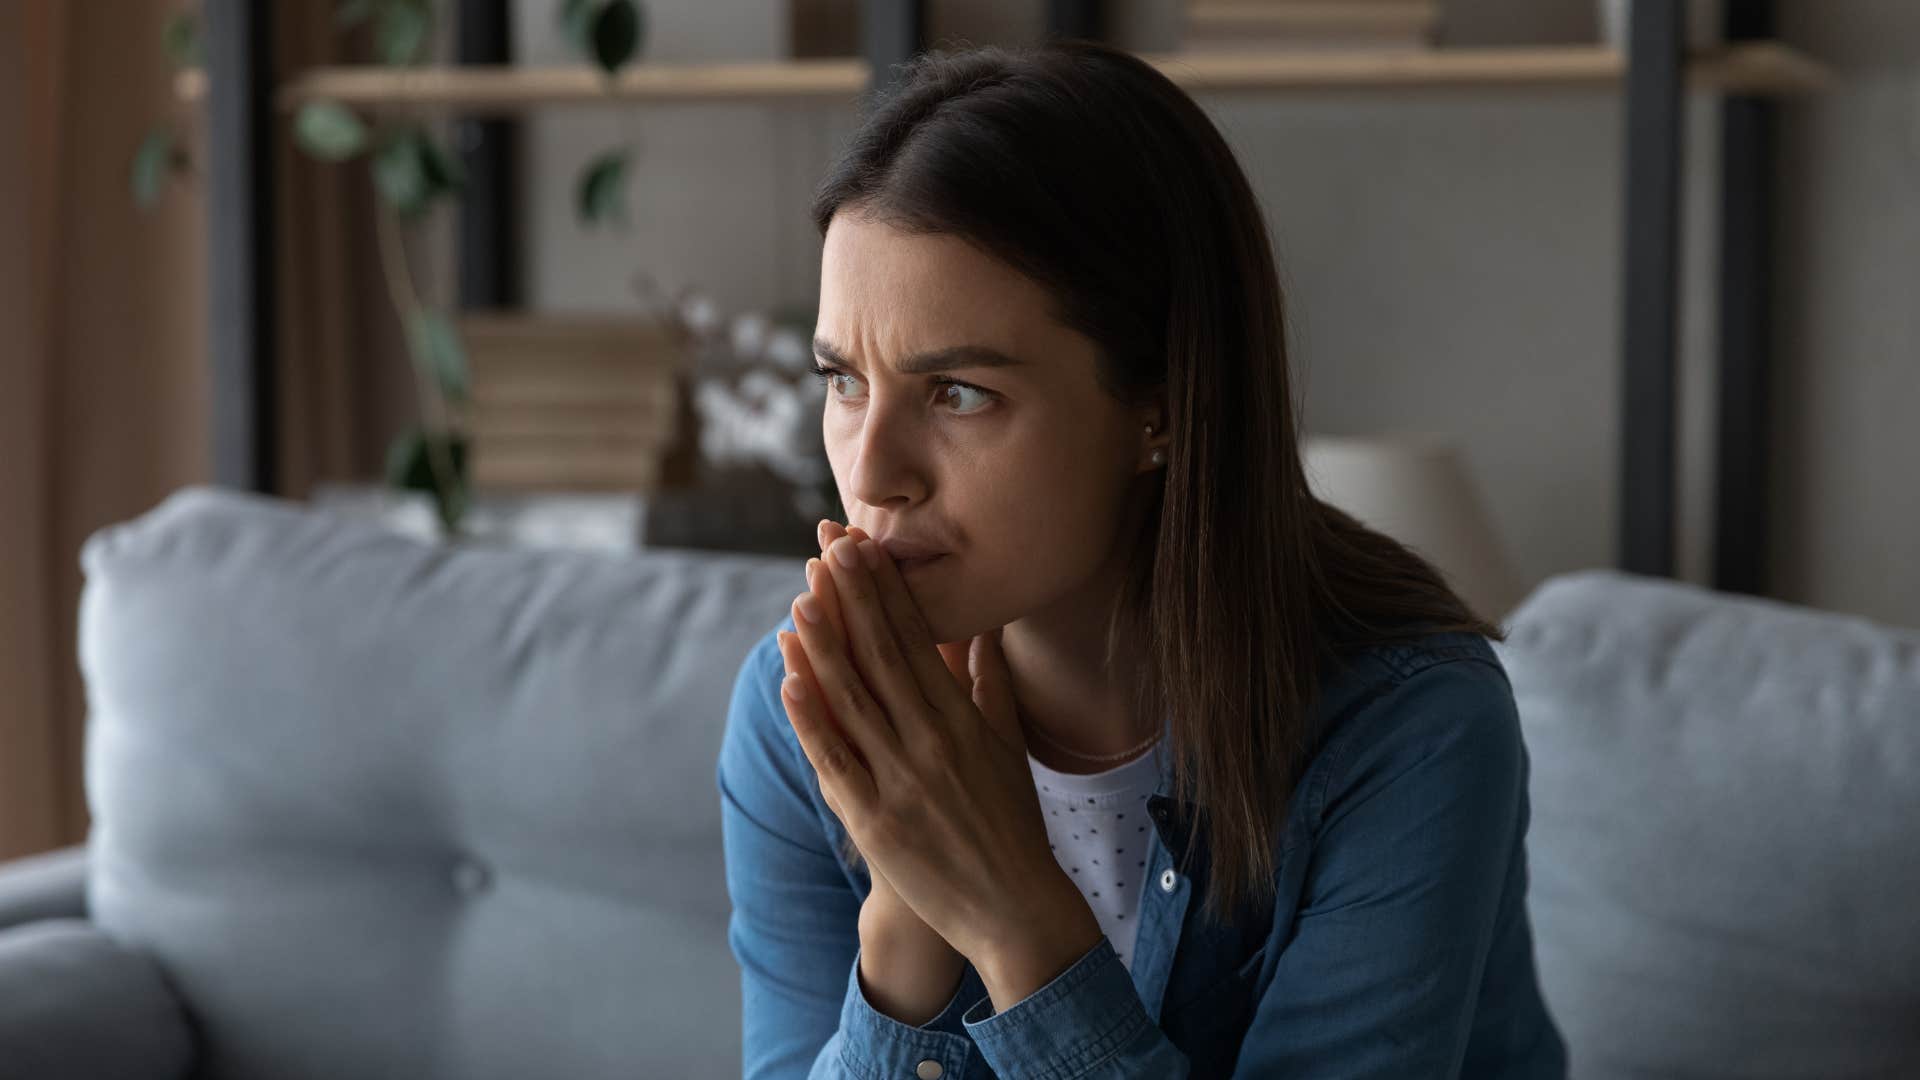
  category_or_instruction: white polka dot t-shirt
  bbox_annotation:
[1029,742,1164,972]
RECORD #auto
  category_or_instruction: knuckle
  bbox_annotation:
[866,633,902,671]
[867,811,910,854]
[820,740,856,777]
[896,606,932,646]
[836,684,865,719]
[914,725,957,765]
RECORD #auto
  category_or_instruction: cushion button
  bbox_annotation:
[453,857,491,895]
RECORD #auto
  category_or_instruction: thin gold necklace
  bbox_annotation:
[1024,717,1163,765]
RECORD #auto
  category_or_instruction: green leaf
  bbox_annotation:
[419,132,467,194]
[375,0,431,65]
[374,128,464,218]
[162,10,201,69]
[383,426,470,510]
[373,130,430,216]
[406,309,471,404]
[589,0,643,77]
[576,149,629,228]
[132,129,175,208]
[293,101,369,161]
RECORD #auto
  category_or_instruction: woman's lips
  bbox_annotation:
[897,554,946,573]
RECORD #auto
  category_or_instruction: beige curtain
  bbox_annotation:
[0,2,406,859]
[0,0,210,858]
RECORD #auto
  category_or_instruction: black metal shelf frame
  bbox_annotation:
[202,0,1781,594]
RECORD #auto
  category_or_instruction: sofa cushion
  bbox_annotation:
[0,844,87,930]
[0,918,195,1080]
[77,485,804,1079]
[1495,569,1920,1077]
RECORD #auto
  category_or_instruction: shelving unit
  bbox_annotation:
[175,41,1824,110]
[196,0,1818,592]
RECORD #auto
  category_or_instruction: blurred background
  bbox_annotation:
[8,6,1920,1076]
[1,1,1911,858]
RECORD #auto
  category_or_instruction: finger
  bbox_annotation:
[817,517,847,555]
[792,580,905,765]
[822,535,933,722]
[776,630,876,811]
[833,524,963,700]
[805,557,846,641]
[935,641,974,697]
[851,533,973,717]
[844,526,967,697]
[969,627,1024,750]
[818,520,850,620]
[813,521,850,637]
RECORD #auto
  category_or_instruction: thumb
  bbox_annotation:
[968,627,1023,749]
[935,640,973,697]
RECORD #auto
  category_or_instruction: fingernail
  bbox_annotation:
[816,521,828,550]
[796,592,823,623]
[831,537,861,569]
[859,539,882,569]
[783,672,807,701]
[805,557,820,586]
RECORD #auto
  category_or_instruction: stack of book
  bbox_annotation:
[1180,0,1440,53]
[453,314,697,493]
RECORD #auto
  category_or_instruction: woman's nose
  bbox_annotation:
[841,396,928,509]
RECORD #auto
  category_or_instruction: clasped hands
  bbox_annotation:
[775,521,1102,1004]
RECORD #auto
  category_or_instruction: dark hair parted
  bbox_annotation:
[809,39,1505,928]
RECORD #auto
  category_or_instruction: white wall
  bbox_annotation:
[1770,1,1920,629]
[509,0,1920,629]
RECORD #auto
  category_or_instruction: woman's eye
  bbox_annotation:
[809,361,867,401]
[828,373,867,401]
[937,381,992,415]
[809,361,995,416]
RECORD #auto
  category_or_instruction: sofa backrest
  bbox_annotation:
[1495,569,1920,1077]
[85,490,1920,1078]
[78,485,800,1079]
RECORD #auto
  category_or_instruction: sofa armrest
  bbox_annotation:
[0,919,195,1079]
[0,844,87,930]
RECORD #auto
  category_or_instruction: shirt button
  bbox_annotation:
[1159,868,1178,893]
[1150,804,1170,824]
[915,1060,944,1079]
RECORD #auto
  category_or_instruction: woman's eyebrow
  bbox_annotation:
[812,338,1026,376]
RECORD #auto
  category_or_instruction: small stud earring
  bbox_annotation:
[1150,449,1166,466]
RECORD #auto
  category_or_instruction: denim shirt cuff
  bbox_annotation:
[960,936,1154,1077]
[836,946,984,1079]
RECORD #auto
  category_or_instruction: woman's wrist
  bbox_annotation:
[858,898,968,1026]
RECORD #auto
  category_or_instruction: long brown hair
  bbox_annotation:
[810,39,1504,926]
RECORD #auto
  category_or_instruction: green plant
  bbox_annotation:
[134,0,648,538]
[131,10,200,209]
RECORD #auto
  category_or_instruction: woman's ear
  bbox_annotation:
[1135,394,1169,469]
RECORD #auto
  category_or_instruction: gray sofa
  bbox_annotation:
[0,485,1914,1078]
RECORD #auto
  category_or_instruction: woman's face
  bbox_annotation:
[814,212,1157,645]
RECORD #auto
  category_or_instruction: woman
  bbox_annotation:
[717,38,1567,1079]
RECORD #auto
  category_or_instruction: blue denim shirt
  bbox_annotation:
[718,615,1568,1078]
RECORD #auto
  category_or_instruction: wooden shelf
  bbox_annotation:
[171,43,1826,111]
[1149,42,1827,95]
[176,57,871,110]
